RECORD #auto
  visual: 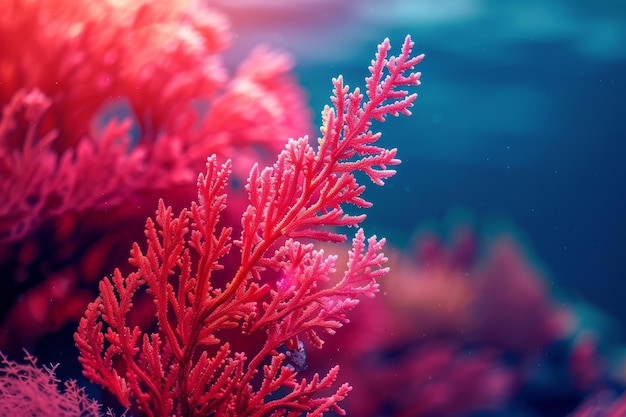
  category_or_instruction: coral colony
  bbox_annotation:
[0,1,310,355]
[0,1,424,414]
[74,36,423,416]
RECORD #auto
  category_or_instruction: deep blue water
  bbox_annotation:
[225,0,626,327]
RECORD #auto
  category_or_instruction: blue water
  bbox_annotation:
[236,0,626,328]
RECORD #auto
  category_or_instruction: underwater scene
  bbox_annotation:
[1,0,625,416]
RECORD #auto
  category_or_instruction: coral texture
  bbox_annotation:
[0,0,309,243]
[0,0,310,353]
[0,351,101,417]
[75,36,424,416]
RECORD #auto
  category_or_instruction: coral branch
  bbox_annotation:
[75,35,423,416]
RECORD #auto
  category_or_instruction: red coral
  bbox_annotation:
[74,36,424,416]
[0,0,230,147]
[0,0,310,243]
[0,0,311,352]
[0,88,139,242]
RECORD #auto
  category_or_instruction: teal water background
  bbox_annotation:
[222,0,626,327]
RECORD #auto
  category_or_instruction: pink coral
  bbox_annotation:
[74,36,423,416]
[301,222,575,416]
[0,351,101,417]
[471,236,567,352]
[384,228,566,353]
[0,0,230,147]
[335,341,513,417]
[0,0,309,242]
[0,0,310,352]
[570,391,626,417]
